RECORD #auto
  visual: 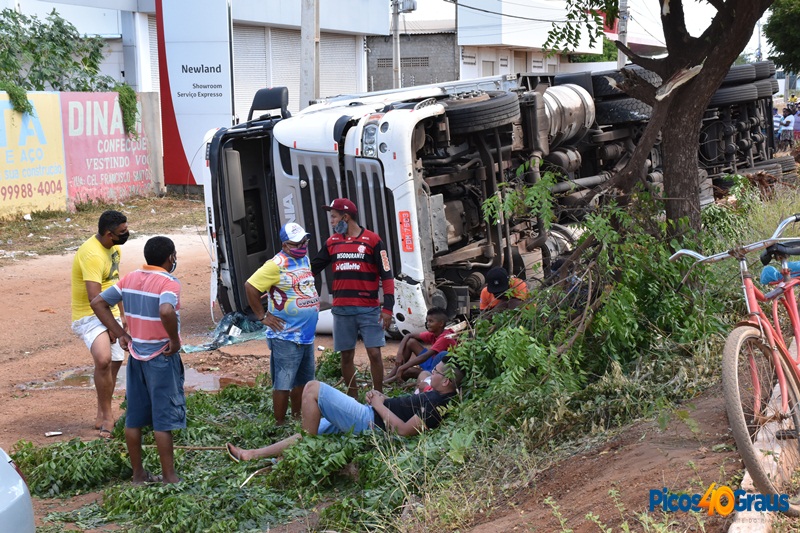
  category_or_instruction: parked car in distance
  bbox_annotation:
[0,447,35,533]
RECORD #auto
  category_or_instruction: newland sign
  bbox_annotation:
[0,91,163,219]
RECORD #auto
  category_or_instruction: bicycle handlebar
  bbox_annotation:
[669,213,800,264]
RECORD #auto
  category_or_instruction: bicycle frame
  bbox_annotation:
[670,213,800,420]
[738,256,800,417]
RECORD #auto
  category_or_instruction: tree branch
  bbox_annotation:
[618,69,658,106]
[571,93,675,208]
[660,0,692,52]
[615,41,661,74]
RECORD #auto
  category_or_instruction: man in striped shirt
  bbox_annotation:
[312,198,395,398]
[91,236,183,484]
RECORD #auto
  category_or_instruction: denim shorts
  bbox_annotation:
[332,306,386,351]
[125,354,186,432]
[268,338,315,390]
[419,350,448,372]
[71,315,125,362]
[315,382,375,435]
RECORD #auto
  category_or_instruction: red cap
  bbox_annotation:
[323,198,358,215]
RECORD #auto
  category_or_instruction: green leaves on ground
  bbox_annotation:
[21,178,800,531]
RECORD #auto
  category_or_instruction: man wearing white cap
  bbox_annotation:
[245,222,320,425]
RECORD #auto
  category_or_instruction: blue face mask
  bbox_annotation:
[334,220,348,235]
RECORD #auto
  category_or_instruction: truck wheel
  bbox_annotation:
[721,64,756,86]
[444,91,521,135]
[591,66,661,98]
[754,79,774,99]
[595,97,652,125]
[709,84,758,107]
[769,155,798,174]
[753,61,773,80]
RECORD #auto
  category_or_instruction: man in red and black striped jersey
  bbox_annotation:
[311,198,395,398]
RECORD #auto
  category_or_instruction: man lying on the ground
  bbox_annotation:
[226,358,464,462]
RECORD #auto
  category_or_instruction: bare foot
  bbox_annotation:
[226,442,249,462]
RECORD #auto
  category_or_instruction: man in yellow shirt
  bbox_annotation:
[71,210,130,438]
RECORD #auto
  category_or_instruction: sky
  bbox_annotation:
[405,0,766,59]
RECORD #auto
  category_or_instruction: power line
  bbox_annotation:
[489,0,568,12]
[442,0,568,23]
[628,10,666,46]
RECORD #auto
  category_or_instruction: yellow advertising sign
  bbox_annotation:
[0,93,68,218]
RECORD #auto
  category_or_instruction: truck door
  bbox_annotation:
[211,131,282,315]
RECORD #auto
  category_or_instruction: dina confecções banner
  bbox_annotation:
[61,92,152,208]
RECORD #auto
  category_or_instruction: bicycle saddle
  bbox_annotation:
[760,240,800,265]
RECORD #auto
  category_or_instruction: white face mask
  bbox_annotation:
[169,256,177,273]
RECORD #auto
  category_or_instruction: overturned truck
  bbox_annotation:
[205,61,781,336]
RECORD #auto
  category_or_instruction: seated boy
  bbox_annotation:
[384,307,457,384]
[480,266,529,315]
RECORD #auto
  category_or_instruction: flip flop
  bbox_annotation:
[226,442,242,463]
[98,427,113,439]
[132,471,163,485]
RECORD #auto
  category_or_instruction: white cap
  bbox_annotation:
[280,222,310,243]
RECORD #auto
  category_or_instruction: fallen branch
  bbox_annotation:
[142,445,225,451]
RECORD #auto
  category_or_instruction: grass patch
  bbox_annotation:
[15,180,800,531]
[0,193,205,265]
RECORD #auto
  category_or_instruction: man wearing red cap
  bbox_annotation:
[312,198,395,398]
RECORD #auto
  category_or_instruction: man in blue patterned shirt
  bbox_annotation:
[245,223,320,425]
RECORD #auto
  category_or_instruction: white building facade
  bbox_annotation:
[5,0,388,116]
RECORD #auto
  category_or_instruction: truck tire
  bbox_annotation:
[591,66,662,98]
[444,91,521,135]
[772,78,780,94]
[773,155,798,174]
[753,61,773,80]
[721,64,756,86]
[709,84,758,107]
[753,157,796,175]
[754,79,774,99]
[595,97,652,125]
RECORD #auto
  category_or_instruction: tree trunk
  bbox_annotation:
[661,96,706,232]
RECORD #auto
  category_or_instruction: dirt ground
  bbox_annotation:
[0,227,751,531]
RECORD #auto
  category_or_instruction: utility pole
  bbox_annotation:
[616,0,629,69]
[392,0,401,88]
[300,0,320,109]
[756,20,763,62]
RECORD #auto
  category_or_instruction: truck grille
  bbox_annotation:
[295,154,399,300]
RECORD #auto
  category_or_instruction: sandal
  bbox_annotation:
[132,471,163,485]
[226,442,242,463]
[98,427,113,439]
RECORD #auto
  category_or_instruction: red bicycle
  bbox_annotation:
[671,214,800,515]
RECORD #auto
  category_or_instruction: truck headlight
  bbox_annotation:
[362,124,379,158]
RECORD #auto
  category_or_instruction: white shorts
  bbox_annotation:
[72,315,125,362]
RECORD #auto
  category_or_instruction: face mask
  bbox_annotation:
[334,220,348,235]
[169,257,177,273]
[112,231,130,245]
[287,246,307,259]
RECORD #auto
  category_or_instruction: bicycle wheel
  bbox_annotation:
[722,325,800,516]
